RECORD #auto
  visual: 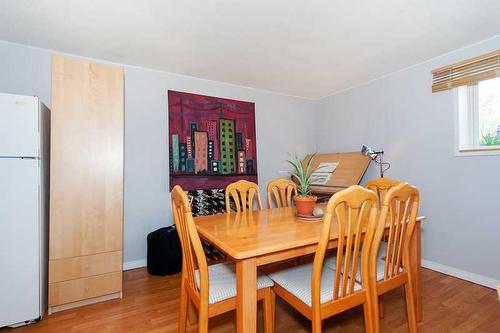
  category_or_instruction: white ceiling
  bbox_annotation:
[0,1,499,99]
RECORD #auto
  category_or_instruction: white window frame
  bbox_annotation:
[454,83,500,157]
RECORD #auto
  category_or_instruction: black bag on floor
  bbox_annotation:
[147,226,182,275]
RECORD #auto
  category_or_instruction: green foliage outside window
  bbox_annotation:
[479,133,500,146]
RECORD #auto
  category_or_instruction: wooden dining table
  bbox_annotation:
[194,206,423,333]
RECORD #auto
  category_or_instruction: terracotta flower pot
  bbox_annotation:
[294,195,317,216]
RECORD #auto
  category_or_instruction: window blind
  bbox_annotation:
[431,50,499,93]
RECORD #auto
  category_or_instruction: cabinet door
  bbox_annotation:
[50,55,123,260]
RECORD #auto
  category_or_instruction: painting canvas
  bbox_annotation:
[168,90,257,191]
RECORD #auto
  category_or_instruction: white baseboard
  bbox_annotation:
[123,259,147,271]
[421,259,500,289]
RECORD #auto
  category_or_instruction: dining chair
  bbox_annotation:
[365,177,400,207]
[369,182,420,333]
[265,178,300,268]
[225,180,263,213]
[364,177,400,317]
[268,185,379,333]
[171,185,275,333]
[266,178,297,209]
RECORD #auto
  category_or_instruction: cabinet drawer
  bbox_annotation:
[49,251,122,283]
[49,271,122,306]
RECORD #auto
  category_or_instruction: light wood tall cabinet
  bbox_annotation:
[48,55,124,313]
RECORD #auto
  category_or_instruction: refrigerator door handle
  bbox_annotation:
[0,156,38,159]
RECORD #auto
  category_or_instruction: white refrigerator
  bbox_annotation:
[0,93,50,327]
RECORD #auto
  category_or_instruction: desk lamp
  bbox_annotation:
[361,144,390,178]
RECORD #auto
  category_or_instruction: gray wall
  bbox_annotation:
[0,40,316,267]
[2,36,499,286]
[124,68,315,267]
[315,36,500,285]
[0,41,52,103]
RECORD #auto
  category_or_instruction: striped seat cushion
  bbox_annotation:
[195,263,274,304]
[324,241,388,282]
[268,262,361,307]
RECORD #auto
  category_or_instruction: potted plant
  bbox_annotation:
[286,154,317,216]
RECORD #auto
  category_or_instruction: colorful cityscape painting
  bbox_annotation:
[168,90,258,191]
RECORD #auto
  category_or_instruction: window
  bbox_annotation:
[456,77,500,154]
[431,50,499,155]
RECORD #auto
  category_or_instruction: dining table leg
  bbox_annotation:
[410,221,422,322]
[236,257,257,333]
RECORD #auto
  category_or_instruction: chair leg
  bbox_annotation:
[263,288,275,333]
[178,283,188,333]
[404,281,418,333]
[363,302,375,333]
[312,319,322,333]
[378,295,384,318]
[311,300,322,333]
[198,306,209,333]
[187,300,197,325]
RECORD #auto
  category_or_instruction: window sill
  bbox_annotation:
[455,147,500,157]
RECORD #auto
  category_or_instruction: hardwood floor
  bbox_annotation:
[2,267,499,333]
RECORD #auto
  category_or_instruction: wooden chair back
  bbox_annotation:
[373,183,420,281]
[365,177,400,207]
[266,178,297,208]
[171,185,209,303]
[225,180,263,213]
[312,185,378,308]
